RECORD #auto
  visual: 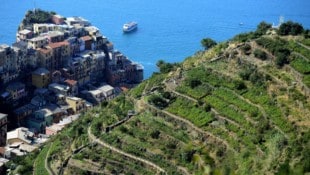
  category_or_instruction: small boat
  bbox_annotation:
[123,22,138,33]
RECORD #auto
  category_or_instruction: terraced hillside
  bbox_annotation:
[8,23,310,175]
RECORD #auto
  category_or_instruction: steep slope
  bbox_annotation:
[8,24,310,175]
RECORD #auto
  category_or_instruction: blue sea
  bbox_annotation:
[0,0,309,78]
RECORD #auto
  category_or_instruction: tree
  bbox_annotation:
[233,32,259,42]
[156,59,165,67]
[256,21,272,35]
[241,44,252,55]
[201,38,217,50]
[275,48,291,67]
[304,29,310,38]
[204,103,211,112]
[156,60,176,73]
[148,94,168,108]
[276,52,289,67]
[188,79,202,88]
[234,80,247,90]
[278,21,304,36]
[254,49,267,60]
[150,130,160,139]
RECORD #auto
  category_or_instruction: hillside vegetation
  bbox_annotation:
[8,22,310,175]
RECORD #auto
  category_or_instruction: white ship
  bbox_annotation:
[123,22,138,33]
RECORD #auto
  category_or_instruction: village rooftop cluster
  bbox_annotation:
[0,10,143,163]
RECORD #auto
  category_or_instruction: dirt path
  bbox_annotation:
[293,52,310,61]
[45,143,55,175]
[297,42,310,52]
[165,80,243,128]
[87,126,166,174]
[164,78,268,154]
[68,159,105,174]
[224,87,289,139]
[143,100,236,154]
[177,166,191,175]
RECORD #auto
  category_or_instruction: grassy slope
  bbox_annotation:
[9,33,310,175]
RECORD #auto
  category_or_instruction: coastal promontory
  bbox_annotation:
[3,10,310,175]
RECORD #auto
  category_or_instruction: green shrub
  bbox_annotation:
[156,60,179,73]
[34,144,51,175]
[301,38,310,46]
[150,130,161,139]
[201,38,217,50]
[276,52,290,67]
[255,37,289,55]
[234,80,247,90]
[303,75,310,87]
[255,21,272,35]
[278,21,304,36]
[166,97,214,127]
[24,9,53,25]
[148,94,168,108]
[232,32,259,42]
[254,49,268,60]
[241,44,252,55]
[290,57,310,74]
[130,81,147,98]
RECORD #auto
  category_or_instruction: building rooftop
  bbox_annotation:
[53,14,64,19]
[65,79,77,86]
[12,41,28,50]
[57,114,80,126]
[66,96,82,101]
[7,127,33,145]
[19,143,37,152]
[34,23,56,27]
[66,17,90,24]
[35,108,53,117]
[43,31,64,38]
[37,48,52,54]
[72,24,84,29]
[98,84,114,93]
[80,35,92,41]
[34,104,64,118]
[89,89,102,96]
[133,62,144,70]
[49,83,70,92]
[84,26,99,32]
[85,100,93,107]
[29,36,47,42]
[34,88,49,95]
[6,82,25,91]
[0,92,10,98]
[33,67,50,75]
[48,41,69,49]
[66,37,78,44]
[0,44,10,49]
[0,158,9,167]
[31,95,46,106]
[19,29,32,35]
[47,104,64,114]
[14,104,37,115]
[0,113,7,120]
[46,124,64,135]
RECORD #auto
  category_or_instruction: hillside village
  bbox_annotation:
[0,9,143,164]
[0,9,309,175]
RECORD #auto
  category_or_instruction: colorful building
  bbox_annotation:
[65,97,86,113]
[32,68,50,88]
[0,113,7,147]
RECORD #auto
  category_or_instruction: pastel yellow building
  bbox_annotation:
[66,97,86,113]
[32,68,50,88]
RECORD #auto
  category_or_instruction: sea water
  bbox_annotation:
[0,0,309,78]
